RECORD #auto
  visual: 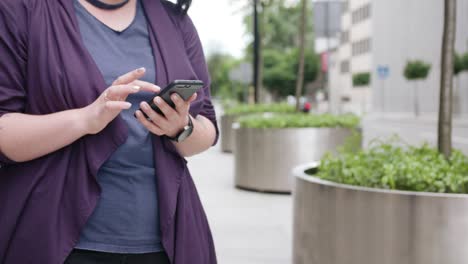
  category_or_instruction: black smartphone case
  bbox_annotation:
[137,80,204,119]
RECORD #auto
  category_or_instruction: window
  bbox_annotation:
[351,4,371,24]
[341,30,349,44]
[342,0,349,14]
[352,38,371,56]
[340,60,350,73]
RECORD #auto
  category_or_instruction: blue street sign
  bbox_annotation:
[377,65,390,80]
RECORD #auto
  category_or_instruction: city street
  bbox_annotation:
[187,124,293,264]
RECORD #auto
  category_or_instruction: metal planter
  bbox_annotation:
[221,115,238,153]
[234,127,352,193]
[293,162,468,264]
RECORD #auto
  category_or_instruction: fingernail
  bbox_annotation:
[172,94,178,101]
[137,67,145,73]
[124,102,132,108]
[153,85,160,90]
[155,97,162,104]
[133,86,141,90]
[142,103,149,109]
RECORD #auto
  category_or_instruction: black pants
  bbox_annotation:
[65,249,170,264]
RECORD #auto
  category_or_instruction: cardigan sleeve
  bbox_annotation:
[0,1,28,165]
[179,14,220,146]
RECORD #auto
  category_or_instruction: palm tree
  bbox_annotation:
[438,0,457,158]
[295,0,307,111]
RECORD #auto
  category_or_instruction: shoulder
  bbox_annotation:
[160,0,197,34]
[0,0,39,26]
[0,0,35,13]
[0,0,32,40]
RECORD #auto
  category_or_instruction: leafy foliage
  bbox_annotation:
[263,48,319,97]
[224,103,295,116]
[352,72,371,87]
[315,141,468,194]
[237,113,360,129]
[462,52,468,71]
[242,0,314,58]
[404,60,431,80]
[454,53,464,75]
[207,53,245,100]
[240,0,319,97]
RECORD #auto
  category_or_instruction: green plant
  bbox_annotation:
[403,60,431,116]
[404,60,431,80]
[207,53,245,101]
[454,53,464,75]
[462,52,468,71]
[262,48,319,97]
[313,141,468,194]
[237,113,360,129]
[224,103,295,116]
[352,72,371,87]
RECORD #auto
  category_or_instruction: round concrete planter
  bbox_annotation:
[221,115,238,153]
[234,127,353,193]
[293,163,468,264]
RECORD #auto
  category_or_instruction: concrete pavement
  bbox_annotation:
[187,136,293,264]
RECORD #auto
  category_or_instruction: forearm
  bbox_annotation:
[0,109,88,163]
[173,114,216,157]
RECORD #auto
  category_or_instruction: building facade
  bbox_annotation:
[329,0,468,154]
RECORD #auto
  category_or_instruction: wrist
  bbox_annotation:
[167,115,194,142]
[74,107,93,136]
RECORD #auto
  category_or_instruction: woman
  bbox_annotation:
[0,0,219,263]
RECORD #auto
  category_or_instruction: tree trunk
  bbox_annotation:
[414,81,419,116]
[295,0,307,112]
[258,2,265,102]
[438,0,457,158]
[253,0,261,104]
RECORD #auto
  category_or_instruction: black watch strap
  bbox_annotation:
[167,115,194,142]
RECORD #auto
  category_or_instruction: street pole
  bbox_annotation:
[253,0,260,104]
[325,0,330,112]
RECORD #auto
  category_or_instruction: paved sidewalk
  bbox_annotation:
[187,141,293,264]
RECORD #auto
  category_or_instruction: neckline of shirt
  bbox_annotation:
[74,0,141,34]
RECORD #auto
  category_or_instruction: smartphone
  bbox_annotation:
[136,80,204,119]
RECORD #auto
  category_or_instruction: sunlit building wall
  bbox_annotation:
[330,0,373,115]
[330,0,468,153]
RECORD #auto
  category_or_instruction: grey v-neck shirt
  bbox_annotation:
[74,0,163,253]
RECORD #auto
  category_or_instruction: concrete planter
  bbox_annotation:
[221,115,238,153]
[293,163,468,264]
[234,127,353,193]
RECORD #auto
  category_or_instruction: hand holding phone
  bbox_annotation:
[136,80,203,119]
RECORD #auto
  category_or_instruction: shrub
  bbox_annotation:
[237,113,360,129]
[224,103,295,116]
[454,53,464,75]
[352,72,371,87]
[462,52,468,71]
[404,60,431,80]
[313,141,468,194]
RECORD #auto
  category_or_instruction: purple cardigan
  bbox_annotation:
[0,0,219,263]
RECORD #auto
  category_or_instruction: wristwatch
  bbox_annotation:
[167,115,194,142]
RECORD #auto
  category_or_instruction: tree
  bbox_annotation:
[453,52,463,115]
[242,0,317,99]
[295,0,307,111]
[404,60,431,116]
[352,72,371,87]
[462,52,468,71]
[253,0,262,103]
[263,49,319,98]
[454,53,464,75]
[438,0,457,158]
[207,53,244,100]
